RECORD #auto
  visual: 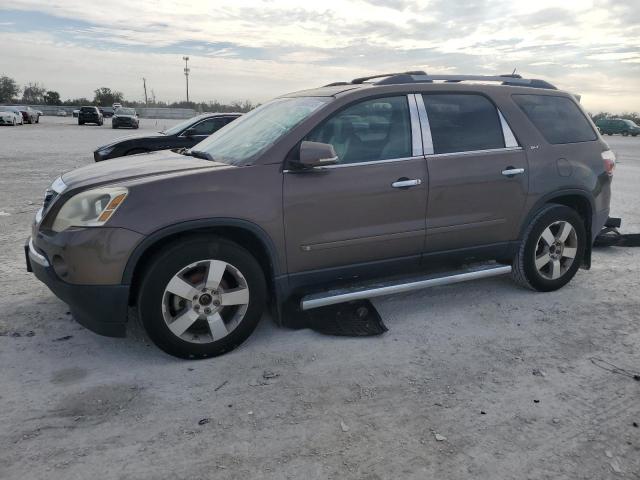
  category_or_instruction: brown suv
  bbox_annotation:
[26,72,615,358]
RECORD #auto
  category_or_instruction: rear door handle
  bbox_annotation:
[392,179,422,188]
[501,167,525,177]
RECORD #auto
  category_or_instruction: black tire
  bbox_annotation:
[633,133,638,137]
[79,121,84,125]
[112,123,118,129]
[137,236,267,359]
[512,204,586,292]
[622,131,629,137]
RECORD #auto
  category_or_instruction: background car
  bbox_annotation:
[34,109,43,122]
[111,107,139,129]
[72,109,79,118]
[78,106,103,126]
[0,107,24,125]
[94,112,240,161]
[57,109,68,117]
[11,105,38,124]
[596,118,640,136]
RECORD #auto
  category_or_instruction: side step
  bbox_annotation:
[300,264,512,311]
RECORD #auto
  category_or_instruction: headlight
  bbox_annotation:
[52,187,128,232]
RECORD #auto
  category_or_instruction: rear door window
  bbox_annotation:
[512,94,596,144]
[422,94,505,154]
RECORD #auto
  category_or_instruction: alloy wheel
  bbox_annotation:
[162,259,250,344]
[534,221,578,280]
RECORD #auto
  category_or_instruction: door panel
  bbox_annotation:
[425,148,528,252]
[284,158,427,273]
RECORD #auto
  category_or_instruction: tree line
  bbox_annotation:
[0,74,257,113]
[1,73,638,120]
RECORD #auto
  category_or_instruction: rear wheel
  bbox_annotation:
[137,236,267,359]
[622,131,629,137]
[512,204,586,292]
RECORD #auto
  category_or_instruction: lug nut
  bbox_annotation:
[194,305,200,310]
[213,300,221,307]
[204,308,211,314]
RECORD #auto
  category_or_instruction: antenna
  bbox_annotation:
[512,67,517,76]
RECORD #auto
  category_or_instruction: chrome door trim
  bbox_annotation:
[287,156,423,171]
[414,94,434,155]
[407,94,423,157]
[498,111,519,148]
[428,146,523,159]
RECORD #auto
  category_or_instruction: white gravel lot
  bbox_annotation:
[1,117,639,479]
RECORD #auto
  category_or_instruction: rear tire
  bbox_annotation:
[137,236,267,359]
[512,204,586,292]
[622,131,629,137]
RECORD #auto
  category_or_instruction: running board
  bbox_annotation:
[300,264,512,311]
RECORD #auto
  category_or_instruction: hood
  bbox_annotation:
[62,150,227,190]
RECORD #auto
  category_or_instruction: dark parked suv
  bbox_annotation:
[78,106,103,126]
[26,72,615,358]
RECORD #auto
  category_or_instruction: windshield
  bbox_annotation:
[624,119,638,127]
[191,97,330,165]
[116,108,135,116]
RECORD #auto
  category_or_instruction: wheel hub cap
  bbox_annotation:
[533,220,578,280]
[161,259,250,344]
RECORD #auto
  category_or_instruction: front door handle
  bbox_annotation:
[392,178,422,188]
[501,167,525,177]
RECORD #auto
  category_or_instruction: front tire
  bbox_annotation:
[512,204,586,292]
[137,236,267,359]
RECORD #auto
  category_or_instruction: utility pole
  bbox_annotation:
[183,56,190,103]
[142,77,148,105]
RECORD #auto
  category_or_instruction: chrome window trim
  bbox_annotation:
[428,146,523,159]
[498,110,519,148]
[408,94,423,157]
[414,94,434,155]
[283,155,423,172]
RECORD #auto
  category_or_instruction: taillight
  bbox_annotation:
[602,150,616,176]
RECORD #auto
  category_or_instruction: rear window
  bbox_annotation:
[80,107,95,112]
[422,94,505,154]
[512,94,596,144]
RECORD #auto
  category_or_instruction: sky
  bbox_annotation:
[0,0,639,112]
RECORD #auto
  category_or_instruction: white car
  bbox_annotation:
[57,109,68,117]
[0,107,23,126]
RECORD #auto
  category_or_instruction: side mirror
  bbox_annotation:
[298,141,338,168]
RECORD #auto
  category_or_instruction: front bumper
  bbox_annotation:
[25,237,129,337]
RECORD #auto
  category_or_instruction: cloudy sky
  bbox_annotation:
[0,0,639,112]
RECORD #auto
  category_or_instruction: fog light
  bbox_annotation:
[52,255,69,278]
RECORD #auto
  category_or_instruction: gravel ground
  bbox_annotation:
[1,117,639,480]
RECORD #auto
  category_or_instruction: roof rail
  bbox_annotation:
[331,72,557,90]
[351,71,427,84]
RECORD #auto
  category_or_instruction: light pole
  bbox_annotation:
[183,56,190,103]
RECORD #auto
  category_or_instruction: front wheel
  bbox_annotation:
[622,131,629,137]
[137,236,267,359]
[512,204,586,292]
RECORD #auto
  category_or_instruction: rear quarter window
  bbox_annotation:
[512,94,596,144]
